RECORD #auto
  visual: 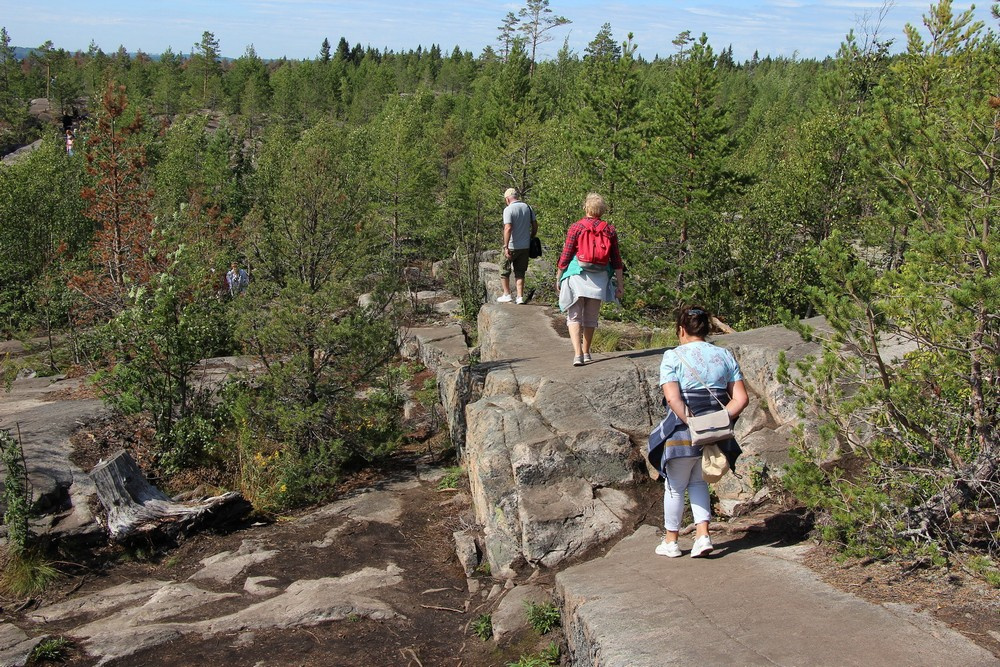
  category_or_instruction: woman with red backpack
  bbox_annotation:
[555,193,625,366]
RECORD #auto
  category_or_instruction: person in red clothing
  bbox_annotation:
[555,193,625,366]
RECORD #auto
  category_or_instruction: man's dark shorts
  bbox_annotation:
[501,248,531,279]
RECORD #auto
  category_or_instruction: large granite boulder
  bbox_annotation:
[402,270,827,577]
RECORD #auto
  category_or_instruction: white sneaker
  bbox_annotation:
[496,294,513,303]
[690,535,714,558]
[655,539,682,558]
[515,296,525,304]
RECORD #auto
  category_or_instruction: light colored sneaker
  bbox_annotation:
[516,296,525,304]
[582,353,592,363]
[573,355,585,367]
[655,539,682,558]
[691,535,714,558]
[496,294,513,303]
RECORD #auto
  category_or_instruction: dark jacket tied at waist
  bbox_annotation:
[647,387,742,479]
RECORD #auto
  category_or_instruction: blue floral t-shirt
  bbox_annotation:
[659,341,743,391]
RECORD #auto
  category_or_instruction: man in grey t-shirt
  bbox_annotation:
[498,187,537,304]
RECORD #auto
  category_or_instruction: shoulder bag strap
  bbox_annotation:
[674,349,728,411]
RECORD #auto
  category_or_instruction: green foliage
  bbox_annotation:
[648,329,677,349]
[635,33,733,315]
[1,429,32,555]
[93,239,233,471]
[0,137,87,333]
[782,1,1000,560]
[437,466,465,490]
[1,548,59,597]
[6,3,1000,548]
[415,375,439,408]
[30,636,73,663]
[524,600,560,635]
[967,556,1000,588]
[507,642,560,667]
[471,613,493,640]
[746,461,767,494]
[589,329,621,353]
[118,541,157,563]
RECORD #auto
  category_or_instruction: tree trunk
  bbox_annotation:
[90,451,249,542]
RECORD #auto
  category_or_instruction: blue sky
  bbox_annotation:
[3,1,983,62]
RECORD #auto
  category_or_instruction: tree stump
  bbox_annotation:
[90,450,249,542]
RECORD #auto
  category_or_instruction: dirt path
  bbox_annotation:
[13,462,558,667]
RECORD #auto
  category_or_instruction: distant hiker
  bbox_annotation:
[497,187,536,305]
[555,193,624,366]
[226,261,249,296]
[651,306,748,559]
[65,131,74,156]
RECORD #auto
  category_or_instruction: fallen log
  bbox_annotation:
[89,450,250,542]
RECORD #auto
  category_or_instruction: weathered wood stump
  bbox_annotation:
[90,451,249,542]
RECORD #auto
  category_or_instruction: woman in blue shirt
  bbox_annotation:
[653,306,748,558]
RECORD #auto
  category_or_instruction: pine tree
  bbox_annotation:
[365,93,441,255]
[237,121,398,455]
[189,31,222,108]
[336,37,351,63]
[497,12,519,62]
[478,41,543,197]
[790,0,1000,553]
[517,0,571,76]
[639,33,731,310]
[71,82,156,321]
[572,25,642,199]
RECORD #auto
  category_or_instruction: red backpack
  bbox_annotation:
[575,219,612,267]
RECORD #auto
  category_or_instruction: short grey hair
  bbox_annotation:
[583,193,607,218]
[504,187,518,200]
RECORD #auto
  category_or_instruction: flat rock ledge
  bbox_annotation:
[556,525,996,666]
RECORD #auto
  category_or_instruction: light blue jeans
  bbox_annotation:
[663,455,711,531]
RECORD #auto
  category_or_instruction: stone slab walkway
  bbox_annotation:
[471,302,997,665]
[557,525,997,666]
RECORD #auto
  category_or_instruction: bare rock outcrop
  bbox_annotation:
[406,289,825,577]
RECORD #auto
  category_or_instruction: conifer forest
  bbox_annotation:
[0,0,997,566]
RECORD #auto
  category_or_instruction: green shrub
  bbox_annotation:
[225,377,403,513]
[968,556,1000,588]
[780,444,942,560]
[437,466,464,490]
[415,375,438,407]
[1,429,32,555]
[30,636,72,663]
[746,461,767,493]
[524,601,560,635]
[507,642,560,667]
[471,613,493,640]
[0,429,60,597]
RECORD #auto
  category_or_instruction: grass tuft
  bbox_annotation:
[1,547,60,597]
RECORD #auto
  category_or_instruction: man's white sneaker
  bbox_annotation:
[515,296,525,304]
[496,294,513,303]
[690,535,714,558]
[655,539,682,558]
